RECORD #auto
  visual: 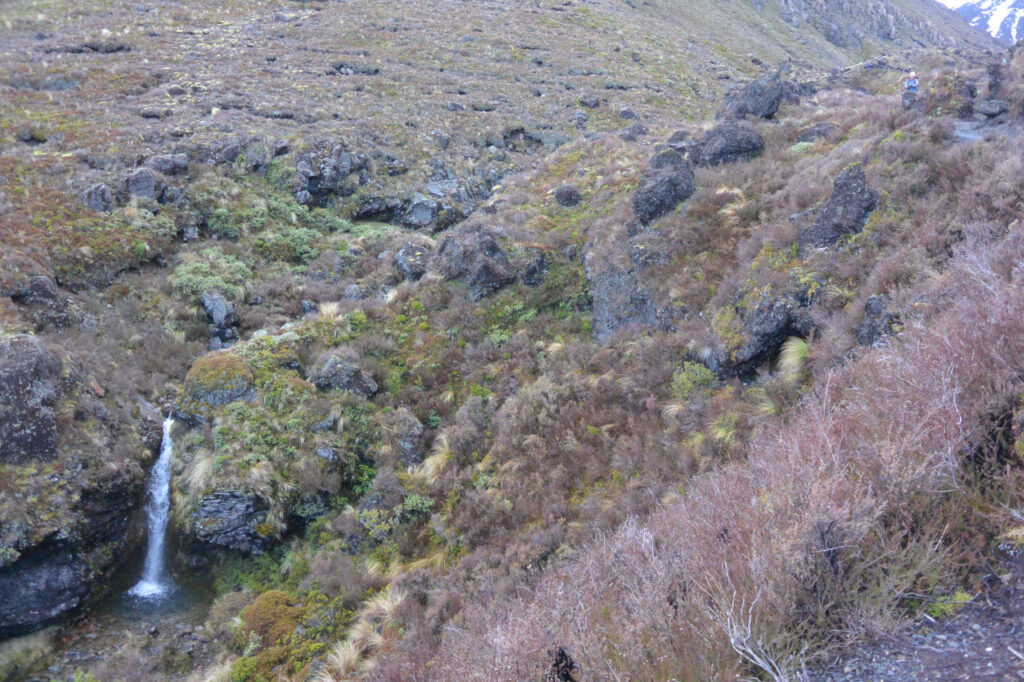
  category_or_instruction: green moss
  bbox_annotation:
[671,362,719,401]
[172,248,252,300]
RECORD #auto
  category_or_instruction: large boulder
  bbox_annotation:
[394,241,434,282]
[177,353,256,423]
[719,73,788,120]
[632,162,695,225]
[143,153,189,176]
[125,167,157,200]
[0,543,89,639]
[797,163,877,249]
[190,491,270,554]
[313,349,378,398]
[0,335,62,464]
[433,224,516,300]
[689,123,764,167]
[710,289,814,378]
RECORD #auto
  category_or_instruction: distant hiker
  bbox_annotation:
[904,71,919,94]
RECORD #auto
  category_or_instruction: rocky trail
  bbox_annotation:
[810,554,1024,681]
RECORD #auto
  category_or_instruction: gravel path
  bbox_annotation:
[809,555,1024,681]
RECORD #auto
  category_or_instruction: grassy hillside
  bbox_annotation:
[1,0,1019,680]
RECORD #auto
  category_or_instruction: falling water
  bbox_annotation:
[128,416,176,599]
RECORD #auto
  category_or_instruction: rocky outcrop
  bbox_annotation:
[200,290,239,350]
[295,144,370,206]
[798,163,877,249]
[719,73,788,120]
[689,122,765,167]
[587,262,665,343]
[632,158,695,225]
[0,439,144,638]
[710,289,814,377]
[190,491,269,554]
[81,183,114,212]
[125,167,157,200]
[388,407,425,467]
[394,241,434,282]
[433,224,517,300]
[313,349,378,398]
[143,153,189,176]
[0,335,62,464]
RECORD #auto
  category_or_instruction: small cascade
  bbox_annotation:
[128,416,176,599]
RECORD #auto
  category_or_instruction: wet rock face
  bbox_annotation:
[313,350,378,398]
[433,224,516,300]
[0,334,62,464]
[798,163,877,249]
[689,122,765,166]
[0,543,89,639]
[190,491,270,554]
[632,162,695,225]
[719,74,787,120]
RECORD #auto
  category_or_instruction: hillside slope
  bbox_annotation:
[0,1,1017,681]
[939,0,1024,42]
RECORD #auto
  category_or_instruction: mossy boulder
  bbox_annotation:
[177,352,256,424]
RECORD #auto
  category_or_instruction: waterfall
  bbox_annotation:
[129,416,176,599]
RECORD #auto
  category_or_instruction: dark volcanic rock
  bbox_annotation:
[394,241,433,282]
[200,291,239,349]
[713,289,814,378]
[632,163,695,225]
[587,262,663,343]
[81,183,114,212]
[313,349,378,398]
[797,122,839,143]
[520,249,548,287]
[143,153,189,176]
[0,334,62,464]
[295,144,370,206]
[798,163,877,249]
[389,407,425,468]
[719,73,788,120]
[975,99,1009,117]
[433,224,516,300]
[191,491,269,554]
[0,542,89,639]
[554,185,582,207]
[200,291,236,330]
[690,122,764,166]
[402,194,439,229]
[125,167,157,200]
[853,294,897,346]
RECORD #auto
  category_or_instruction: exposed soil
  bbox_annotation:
[809,554,1024,682]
